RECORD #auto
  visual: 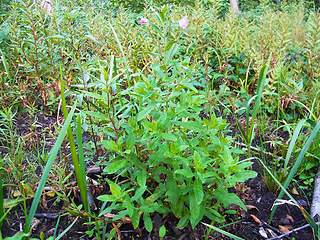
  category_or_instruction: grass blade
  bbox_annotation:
[202,222,245,240]
[23,102,77,234]
[108,22,130,86]
[54,217,79,240]
[0,167,3,232]
[269,120,320,222]
[60,78,89,213]
[284,119,307,169]
[247,57,270,147]
[76,115,89,212]
[0,49,10,80]
[257,157,320,238]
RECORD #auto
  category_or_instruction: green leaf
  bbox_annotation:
[174,168,194,178]
[205,208,224,222]
[125,131,135,150]
[143,213,153,232]
[108,159,128,174]
[230,171,257,183]
[140,202,160,213]
[169,142,179,154]
[108,181,122,198]
[175,120,204,131]
[214,190,246,210]
[3,232,30,240]
[225,210,237,214]
[177,215,189,229]
[194,151,202,171]
[161,133,177,142]
[193,179,204,205]
[113,210,128,221]
[97,195,117,202]
[190,207,204,229]
[165,40,177,52]
[132,186,147,201]
[137,170,147,187]
[124,201,134,217]
[102,140,120,152]
[137,102,157,121]
[189,193,200,220]
[159,225,166,238]
[83,110,109,120]
[44,34,66,40]
[149,23,163,37]
[220,147,236,166]
[131,209,140,229]
[179,82,198,93]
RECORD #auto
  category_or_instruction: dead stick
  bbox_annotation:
[311,165,320,218]
[234,141,285,161]
[266,222,320,240]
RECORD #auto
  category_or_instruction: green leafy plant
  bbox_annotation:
[96,60,256,231]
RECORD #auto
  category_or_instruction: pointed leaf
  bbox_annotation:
[193,179,204,205]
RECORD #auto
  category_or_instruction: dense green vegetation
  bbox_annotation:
[1,0,320,239]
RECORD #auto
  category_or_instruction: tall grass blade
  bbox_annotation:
[0,167,3,232]
[0,49,10,80]
[108,22,130,86]
[60,78,89,213]
[246,57,270,147]
[301,206,320,238]
[269,120,320,222]
[257,157,320,238]
[310,89,320,120]
[23,102,77,234]
[53,217,79,240]
[284,119,307,169]
[76,115,89,212]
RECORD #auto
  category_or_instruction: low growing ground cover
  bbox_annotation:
[0,0,320,239]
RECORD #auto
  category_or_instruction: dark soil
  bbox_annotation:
[1,112,315,240]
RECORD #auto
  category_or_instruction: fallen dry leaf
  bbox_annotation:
[7,166,13,173]
[103,213,132,223]
[251,214,262,225]
[40,194,48,209]
[291,187,299,195]
[286,214,294,223]
[279,225,293,233]
[259,227,268,238]
[104,213,116,218]
[266,228,277,238]
[31,218,41,230]
[246,205,259,211]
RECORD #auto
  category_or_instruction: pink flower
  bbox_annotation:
[179,15,188,29]
[139,18,149,24]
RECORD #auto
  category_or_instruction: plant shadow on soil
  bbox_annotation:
[0,112,315,240]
